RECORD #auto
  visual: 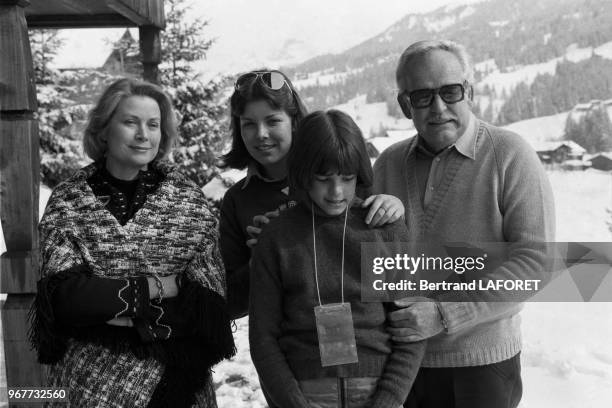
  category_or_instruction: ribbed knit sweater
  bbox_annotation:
[220,171,297,319]
[249,203,425,408]
[373,118,555,367]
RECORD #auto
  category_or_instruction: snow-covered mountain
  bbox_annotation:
[285,0,612,126]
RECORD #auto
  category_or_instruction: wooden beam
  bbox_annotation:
[140,25,161,84]
[0,1,30,7]
[0,4,36,110]
[57,0,96,14]
[0,118,39,253]
[2,295,45,386]
[26,13,136,28]
[107,0,165,28]
[0,251,38,293]
[0,0,43,390]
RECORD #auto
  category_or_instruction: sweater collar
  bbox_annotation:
[242,161,286,189]
[74,159,176,183]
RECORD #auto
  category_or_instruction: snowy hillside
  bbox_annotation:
[478,41,612,96]
[288,0,612,125]
[332,95,413,137]
[503,112,568,144]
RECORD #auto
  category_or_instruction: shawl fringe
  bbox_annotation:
[29,276,236,408]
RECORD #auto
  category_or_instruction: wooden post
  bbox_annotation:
[139,25,161,84]
[0,0,45,390]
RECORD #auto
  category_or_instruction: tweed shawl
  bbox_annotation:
[37,161,226,408]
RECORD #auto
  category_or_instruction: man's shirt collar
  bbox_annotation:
[453,113,477,160]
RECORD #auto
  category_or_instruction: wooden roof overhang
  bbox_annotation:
[25,0,165,29]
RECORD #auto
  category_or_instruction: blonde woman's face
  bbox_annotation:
[104,95,161,180]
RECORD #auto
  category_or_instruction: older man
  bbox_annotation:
[374,40,555,408]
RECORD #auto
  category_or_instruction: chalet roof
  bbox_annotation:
[587,152,612,161]
[573,99,612,111]
[531,140,587,153]
[25,0,165,29]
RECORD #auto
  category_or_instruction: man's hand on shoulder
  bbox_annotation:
[362,194,404,227]
[246,210,281,248]
[387,297,445,342]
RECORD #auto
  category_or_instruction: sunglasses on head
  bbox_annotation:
[400,81,469,109]
[235,70,291,92]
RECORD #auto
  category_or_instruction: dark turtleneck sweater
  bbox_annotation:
[249,202,425,408]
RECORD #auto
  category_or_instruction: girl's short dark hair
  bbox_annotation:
[219,69,308,169]
[288,109,373,197]
[83,78,177,161]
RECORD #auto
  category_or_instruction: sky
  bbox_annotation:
[53,0,486,76]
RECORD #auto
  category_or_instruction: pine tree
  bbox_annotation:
[564,103,612,153]
[564,113,587,150]
[583,103,612,153]
[30,30,96,186]
[160,0,228,186]
[161,0,213,88]
[30,29,64,84]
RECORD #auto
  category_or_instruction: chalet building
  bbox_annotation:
[567,99,612,123]
[102,29,141,75]
[531,140,587,164]
[589,152,612,171]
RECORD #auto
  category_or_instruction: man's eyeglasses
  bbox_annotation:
[235,70,290,92]
[400,81,469,109]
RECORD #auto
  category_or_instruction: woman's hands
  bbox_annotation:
[146,274,180,300]
[362,194,404,227]
[106,274,181,327]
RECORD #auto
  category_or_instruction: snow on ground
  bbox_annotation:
[521,303,612,408]
[549,169,612,242]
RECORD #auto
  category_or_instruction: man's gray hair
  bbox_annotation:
[395,40,475,90]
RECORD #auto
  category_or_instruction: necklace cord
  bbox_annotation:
[312,202,349,306]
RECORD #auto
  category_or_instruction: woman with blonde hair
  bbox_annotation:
[30,78,235,407]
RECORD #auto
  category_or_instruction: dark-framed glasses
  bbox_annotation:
[400,81,469,109]
[235,70,290,92]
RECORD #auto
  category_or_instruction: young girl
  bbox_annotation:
[249,110,425,408]
[220,70,404,319]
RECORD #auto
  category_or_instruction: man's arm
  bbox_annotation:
[388,132,556,341]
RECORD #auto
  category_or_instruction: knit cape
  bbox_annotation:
[30,161,235,408]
